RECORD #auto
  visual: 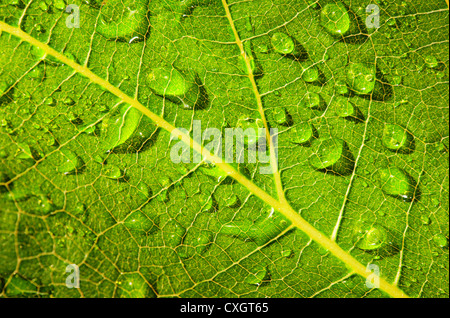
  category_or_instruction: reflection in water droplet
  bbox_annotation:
[124,211,155,233]
[289,122,314,145]
[301,61,319,83]
[102,164,123,179]
[335,97,356,118]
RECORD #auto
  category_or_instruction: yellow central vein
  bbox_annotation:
[0,21,408,298]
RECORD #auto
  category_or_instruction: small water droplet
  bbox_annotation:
[335,97,356,118]
[424,55,438,69]
[420,215,430,225]
[302,92,323,109]
[38,1,49,11]
[102,164,123,179]
[270,32,295,55]
[124,211,155,233]
[163,219,186,247]
[301,61,319,83]
[281,249,292,258]
[346,63,376,95]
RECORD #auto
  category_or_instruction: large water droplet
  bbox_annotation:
[101,103,157,152]
[163,219,186,247]
[102,164,124,179]
[382,124,414,153]
[334,97,356,118]
[320,2,351,37]
[271,32,296,55]
[352,222,397,256]
[302,92,324,109]
[309,138,354,175]
[116,273,156,298]
[124,211,155,233]
[377,167,416,201]
[236,114,265,146]
[346,63,376,95]
[147,66,201,110]
[288,122,315,145]
[433,234,448,248]
[57,148,83,175]
[301,61,319,83]
[244,267,269,286]
[97,0,150,42]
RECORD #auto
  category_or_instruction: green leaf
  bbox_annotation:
[0,0,448,299]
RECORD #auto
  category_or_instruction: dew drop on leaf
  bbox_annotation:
[124,211,155,233]
[309,138,354,175]
[382,124,414,152]
[352,222,393,255]
[116,273,156,298]
[335,97,356,118]
[244,267,269,286]
[289,122,314,145]
[424,55,438,69]
[163,219,186,247]
[301,61,319,83]
[57,148,83,175]
[320,2,351,37]
[302,92,323,109]
[147,66,200,110]
[377,167,416,202]
[346,63,376,95]
[102,164,123,179]
[433,234,448,248]
[420,215,431,225]
[270,32,295,55]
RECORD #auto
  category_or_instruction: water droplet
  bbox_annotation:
[420,215,430,225]
[352,222,393,254]
[137,182,152,200]
[302,92,323,109]
[236,114,265,146]
[424,55,438,69]
[224,194,240,208]
[270,32,296,55]
[5,275,38,296]
[97,0,150,42]
[199,162,229,183]
[309,138,354,175]
[320,2,351,37]
[27,65,45,79]
[101,103,156,152]
[335,97,356,118]
[433,234,448,248]
[38,1,49,11]
[116,273,156,298]
[124,211,155,233]
[147,67,200,110]
[301,61,319,83]
[267,107,289,126]
[335,79,349,95]
[289,122,314,145]
[45,97,56,106]
[178,228,213,258]
[163,219,186,247]
[54,0,66,11]
[36,195,55,214]
[63,97,75,105]
[346,63,376,95]
[57,148,83,175]
[157,177,171,202]
[244,267,269,286]
[15,143,34,160]
[382,124,414,152]
[239,41,259,76]
[219,208,291,246]
[377,167,416,201]
[74,202,86,215]
[102,164,123,179]
[391,75,402,86]
[281,249,292,258]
